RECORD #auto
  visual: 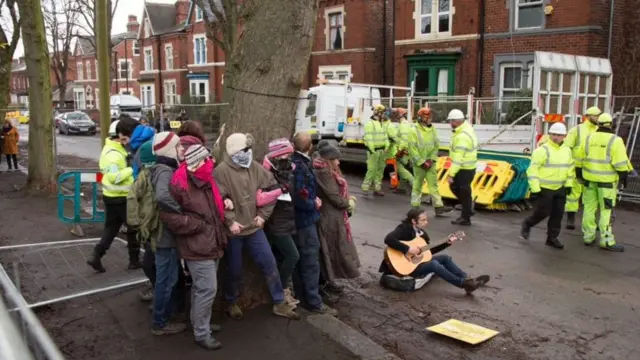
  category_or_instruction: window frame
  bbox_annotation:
[85,60,92,80]
[132,41,140,56]
[95,88,99,109]
[189,79,209,104]
[514,0,545,30]
[95,60,99,80]
[141,84,155,107]
[415,0,454,39]
[193,34,207,65]
[144,47,153,71]
[77,62,83,81]
[324,6,345,51]
[318,65,352,81]
[118,59,132,79]
[73,88,86,110]
[195,6,204,22]
[165,44,174,70]
[164,80,178,106]
[328,12,343,50]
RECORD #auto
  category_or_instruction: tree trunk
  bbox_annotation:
[18,0,57,193]
[220,0,319,160]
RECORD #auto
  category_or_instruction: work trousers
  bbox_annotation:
[410,255,467,288]
[94,197,140,263]
[582,181,617,247]
[450,169,475,220]
[186,259,218,342]
[361,149,386,192]
[565,180,583,213]
[524,188,566,239]
[292,224,323,309]
[392,155,414,187]
[225,229,285,305]
[412,165,442,208]
[267,233,300,288]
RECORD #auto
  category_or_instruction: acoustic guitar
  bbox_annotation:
[384,231,466,276]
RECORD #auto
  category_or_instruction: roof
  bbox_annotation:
[143,2,186,37]
[52,83,77,102]
[75,31,137,56]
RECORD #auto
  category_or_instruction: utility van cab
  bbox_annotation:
[110,95,143,121]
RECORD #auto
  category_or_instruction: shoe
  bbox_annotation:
[196,336,222,350]
[272,302,300,320]
[210,324,222,333]
[138,286,153,302]
[545,238,564,249]
[87,251,106,273]
[151,322,187,336]
[566,212,576,230]
[128,259,142,270]
[520,222,530,240]
[451,217,471,226]
[373,190,385,197]
[284,288,301,307]
[391,187,407,194]
[311,303,338,316]
[462,278,481,295]
[324,282,343,295]
[584,241,595,246]
[227,304,244,320]
[601,243,624,252]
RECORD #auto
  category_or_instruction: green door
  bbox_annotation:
[407,54,458,96]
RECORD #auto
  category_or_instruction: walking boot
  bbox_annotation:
[545,237,564,249]
[565,212,576,230]
[196,336,222,351]
[273,302,301,320]
[310,303,338,316]
[601,243,624,252]
[87,249,106,273]
[151,322,187,336]
[451,217,471,226]
[435,206,453,218]
[462,275,490,295]
[374,190,385,197]
[227,304,244,320]
[520,222,531,240]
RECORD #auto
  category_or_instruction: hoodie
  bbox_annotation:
[129,125,156,179]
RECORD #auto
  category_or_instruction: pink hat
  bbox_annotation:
[266,138,293,160]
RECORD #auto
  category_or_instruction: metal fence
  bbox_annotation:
[475,97,533,125]
[140,103,228,133]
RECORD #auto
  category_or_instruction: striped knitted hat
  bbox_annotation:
[266,138,294,159]
[152,132,180,160]
[185,144,210,168]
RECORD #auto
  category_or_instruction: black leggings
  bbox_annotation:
[4,154,18,169]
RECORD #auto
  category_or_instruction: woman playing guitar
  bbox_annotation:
[379,207,490,294]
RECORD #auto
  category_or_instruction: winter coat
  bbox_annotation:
[291,152,320,229]
[159,172,227,261]
[150,157,182,249]
[2,126,19,155]
[129,125,156,179]
[213,156,277,236]
[263,167,296,236]
[315,166,361,281]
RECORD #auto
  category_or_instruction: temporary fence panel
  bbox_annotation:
[57,170,105,224]
[614,108,640,203]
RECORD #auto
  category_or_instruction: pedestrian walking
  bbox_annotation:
[361,104,389,196]
[521,123,575,249]
[2,119,19,171]
[446,109,478,226]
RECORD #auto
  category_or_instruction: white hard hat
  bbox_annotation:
[447,109,465,121]
[108,120,120,137]
[548,122,567,135]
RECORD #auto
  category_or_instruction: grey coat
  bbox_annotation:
[150,162,181,248]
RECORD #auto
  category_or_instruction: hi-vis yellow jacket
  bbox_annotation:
[449,121,478,176]
[409,123,439,166]
[363,118,389,153]
[581,130,634,183]
[99,139,134,198]
[564,121,598,168]
[527,140,575,192]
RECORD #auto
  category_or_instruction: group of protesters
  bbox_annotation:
[87,115,360,350]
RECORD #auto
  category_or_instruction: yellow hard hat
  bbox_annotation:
[373,104,386,113]
[597,113,613,125]
[585,106,602,116]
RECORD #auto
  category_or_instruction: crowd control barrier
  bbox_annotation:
[57,170,105,227]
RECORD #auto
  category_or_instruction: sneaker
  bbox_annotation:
[311,303,338,316]
[138,287,154,302]
[272,302,300,320]
[284,288,300,307]
[601,243,624,252]
[227,304,244,320]
[520,222,530,240]
[151,322,187,336]
[545,238,564,249]
[196,336,222,351]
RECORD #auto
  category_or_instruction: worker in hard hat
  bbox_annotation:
[580,113,633,252]
[521,122,575,249]
[361,104,390,196]
[409,107,452,217]
[385,108,414,193]
[562,106,601,229]
[446,109,477,225]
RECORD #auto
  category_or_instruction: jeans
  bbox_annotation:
[94,198,140,263]
[142,243,156,284]
[292,224,323,309]
[267,233,300,288]
[152,248,180,328]
[410,255,467,288]
[186,260,218,341]
[225,229,285,304]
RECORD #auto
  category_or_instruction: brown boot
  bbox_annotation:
[227,304,244,320]
[374,190,385,197]
[273,303,300,320]
[462,275,490,295]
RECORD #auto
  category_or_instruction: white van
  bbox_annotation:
[110,94,143,121]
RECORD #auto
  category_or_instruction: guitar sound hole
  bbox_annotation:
[411,255,423,264]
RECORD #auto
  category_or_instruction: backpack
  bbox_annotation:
[126,167,162,251]
[379,272,434,292]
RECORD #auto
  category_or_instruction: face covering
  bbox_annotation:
[2,124,11,133]
[231,149,253,168]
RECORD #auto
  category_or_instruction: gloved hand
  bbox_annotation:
[565,187,572,196]
[422,160,433,170]
[529,191,541,201]
[347,195,357,217]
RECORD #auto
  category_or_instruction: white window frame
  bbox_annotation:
[85,85,94,109]
[141,84,155,107]
[73,88,86,110]
[318,65,352,81]
[499,63,526,99]
[95,88,100,109]
[195,6,204,22]
[85,60,92,80]
[515,0,544,30]
[165,44,174,70]
[189,79,209,103]
[95,60,99,81]
[325,6,346,51]
[163,80,178,106]
[144,46,153,71]
[415,0,454,39]
[193,35,207,65]
[133,41,140,56]
[118,59,132,79]
[77,62,83,81]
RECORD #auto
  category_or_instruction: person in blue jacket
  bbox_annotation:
[120,113,156,179]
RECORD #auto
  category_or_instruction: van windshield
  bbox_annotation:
[305,94,317,116]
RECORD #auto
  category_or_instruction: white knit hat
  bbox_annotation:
[153,132,180,159]
[185,144,210,168]
[226,133,248,156]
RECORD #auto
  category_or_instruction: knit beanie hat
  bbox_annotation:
[226,133,249,156]
[185,144,210,168]
[317,140,341,160]
[266,138,294,159]
[138,140,156,166]
[180,135,203,148]
[153,131,180,159]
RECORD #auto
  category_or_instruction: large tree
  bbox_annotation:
[17,0,56,192]
[44,0,77,107]
[0,0,21,120]
[197,0,319,159]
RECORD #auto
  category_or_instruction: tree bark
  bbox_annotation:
[17,0,57,193]
[220,0,318,160]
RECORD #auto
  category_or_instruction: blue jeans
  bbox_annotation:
[410,254,467,288]
[292,224,323,309]
[152,248,179,328]
[225,229,285,304]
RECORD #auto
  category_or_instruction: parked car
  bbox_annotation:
[57,111,97,135]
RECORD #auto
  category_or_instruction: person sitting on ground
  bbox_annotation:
[379,207,490,294]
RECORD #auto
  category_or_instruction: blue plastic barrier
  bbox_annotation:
[57,170,105,224]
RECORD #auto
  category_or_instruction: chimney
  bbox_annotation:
[175,0,190,25]
[127,15,140,33]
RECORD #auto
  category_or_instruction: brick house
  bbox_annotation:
[72,16,140,110]
[9,55,76,108]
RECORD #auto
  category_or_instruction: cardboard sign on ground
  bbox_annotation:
[426,319,499,345]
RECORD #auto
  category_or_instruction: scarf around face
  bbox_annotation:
[171,159,224,221]
[312,158,352,242]
[231,149,253,168]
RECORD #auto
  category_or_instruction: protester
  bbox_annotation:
[214,133,300,320]
[258,138,301,308]
[1,119,19,171]
[313,141,360,288]
[161,144,228,350]
[379,208,490,294]
[177,120,206,145]
[290,132,337,315]
[124,114,156,180]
